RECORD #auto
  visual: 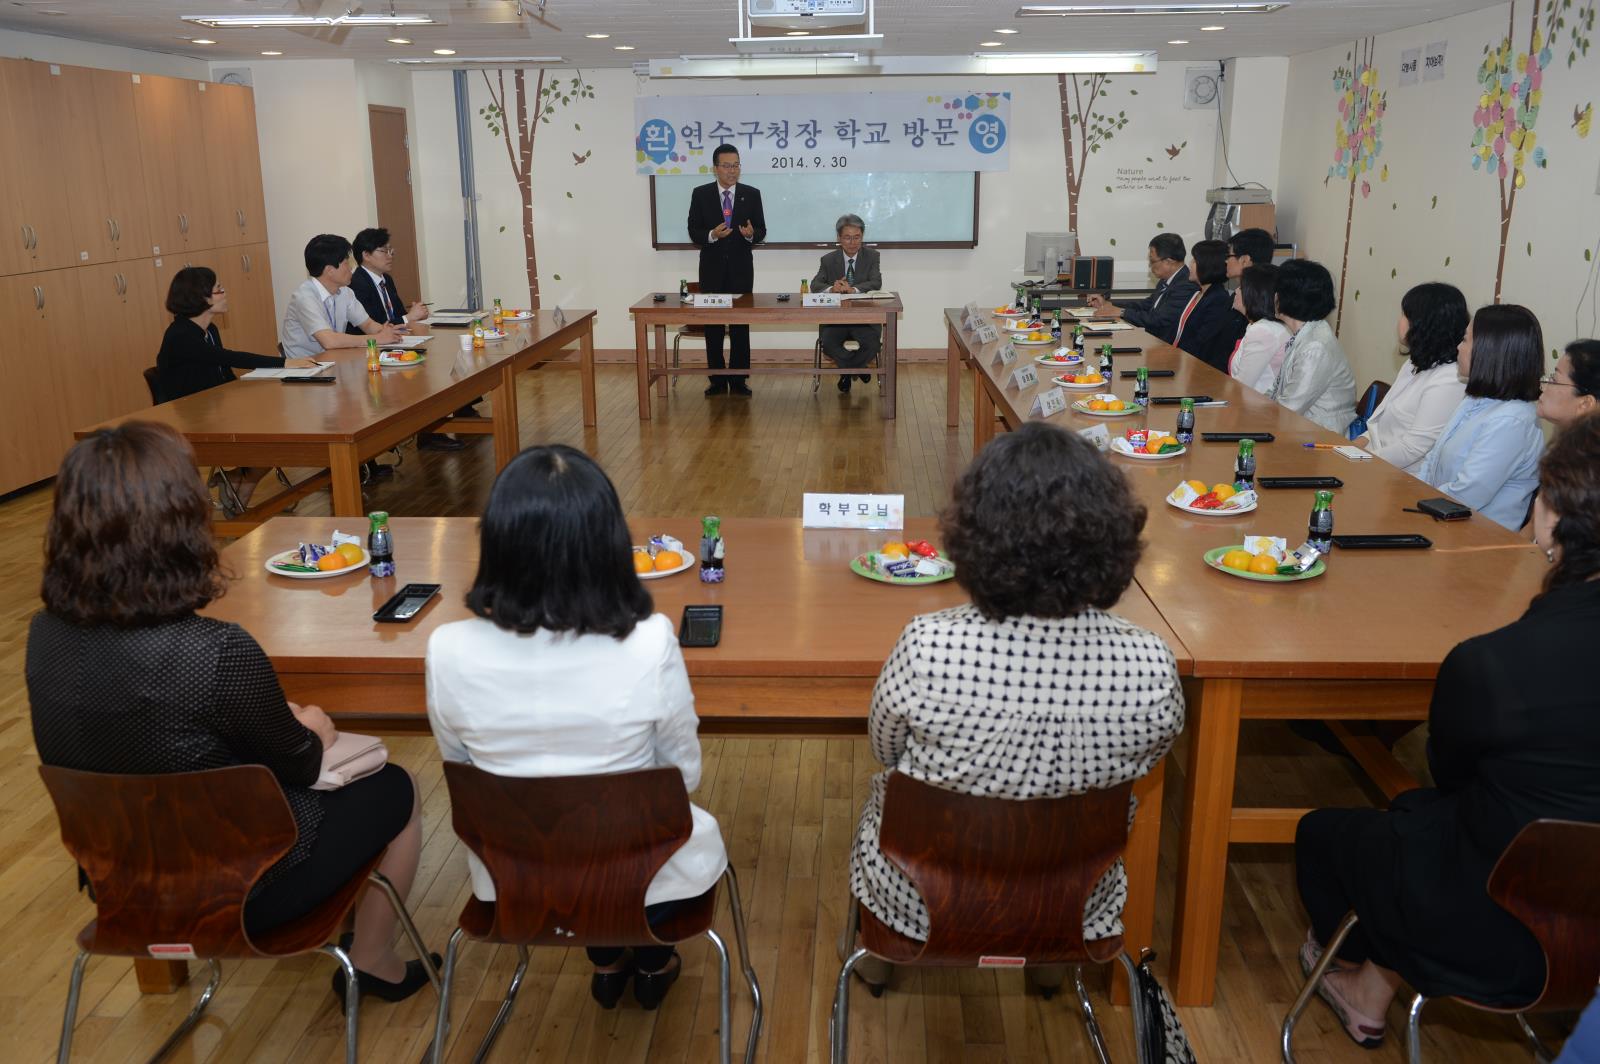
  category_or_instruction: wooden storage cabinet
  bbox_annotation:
[201,84,269,247]
[0,59,77,275]
[76,260,166,415]
[133,74,217,256]
[215,243,278,357]
[52,66,156,264]
[0,270,87,490]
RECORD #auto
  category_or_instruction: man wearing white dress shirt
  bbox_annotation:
[280,233,402,361]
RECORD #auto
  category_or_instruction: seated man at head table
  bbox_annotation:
[1084,232,1198,344]
[347,226,470,453]
[812,213,883,394]
[282,233,405,479]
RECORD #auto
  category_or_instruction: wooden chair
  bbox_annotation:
[40,764,438,1064]
[831,773,1152,1064]
[671,281,704,388]
[1282,819,1600,1063]
[427,764,762,1064]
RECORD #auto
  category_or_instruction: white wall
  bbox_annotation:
[413,65,1231,351]
[1213,57,1289,192]
[1275,3,1600,389]
[0,27,208,78]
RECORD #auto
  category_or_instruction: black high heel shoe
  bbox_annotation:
[591,961,633,1010]
[330,950,442,1012]
[632,952,682,1011]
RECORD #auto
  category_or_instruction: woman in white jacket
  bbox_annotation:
[1356,283,1469,475]
[426,445,727,1012]
[1268,259,1359,434]
[1227,263,1291,394]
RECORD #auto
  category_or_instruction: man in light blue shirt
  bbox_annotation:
[281,233,403,360]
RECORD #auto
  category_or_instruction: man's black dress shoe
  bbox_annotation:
[418,433,466,451]
[729,381,753,397]
[837,375,851,393]
[704,381,728,397]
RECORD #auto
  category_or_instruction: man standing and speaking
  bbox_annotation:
[688,144,766,397]
[812,213,882,394]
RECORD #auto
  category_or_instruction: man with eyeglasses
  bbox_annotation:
[688,144,767,396]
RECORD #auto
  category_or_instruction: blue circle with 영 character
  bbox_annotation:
[969,114,1006,154]
[637,119,676,164]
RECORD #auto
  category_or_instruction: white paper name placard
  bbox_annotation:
[691,293,734,308]
[973,322,1000,344]
[1008,364,1039,390]
[802,492,905,530]
[1077,423,1111,451]
[802,292,842,308]
[1029,387,1068,417]
[991,342,1017,366]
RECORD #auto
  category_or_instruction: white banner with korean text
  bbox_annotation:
[634,91,1011,175]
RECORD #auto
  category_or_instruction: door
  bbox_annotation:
[92,69,155,261]
[367,106,423,305]
[0,272,66,489]
[77,259,166,416]
[134,74,215,255]
[54,63,118,265]
[202,84,268,247]
[213,243,277,357]
[0,59,76,273]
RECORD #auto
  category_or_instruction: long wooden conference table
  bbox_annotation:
[629,293,903,419]
[947,307,1549,1004]
[76,310,597,534]
[202,515,1174,1004]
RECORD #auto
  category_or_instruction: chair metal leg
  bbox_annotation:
[722,866,763,1064]
[210,469,246,517]
[813,340,823,394]
[428,927,466,1064]
[830,947,870,1064]
[1406,993,1427,1064]
[1115,952,1151,1064]
[1516,1013,1559,1063]
[367,870,441,993]
[55,951,90,1064]
[1072,965,1112,1064]
[672,333,681,389]
[704,928,733,1064]
[321,946,361,1064]
[1282,911,1360,1063]
[470,944,528,1064]
[145,959,222,1064]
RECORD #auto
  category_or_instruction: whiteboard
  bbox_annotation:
[650,171,978,249]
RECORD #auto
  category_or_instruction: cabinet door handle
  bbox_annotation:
[112,218,121,242]
[242,253,250,273]
[237,208,245,229]
[107,218,116,243]
[118,273,127,296]
[23,224,36,250]
[178,213,187,234]
[33,285,43,310]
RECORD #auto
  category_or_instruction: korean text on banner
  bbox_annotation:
[635,91,1011,175]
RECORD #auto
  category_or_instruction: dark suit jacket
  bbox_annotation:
[347,267,407,334]
[154,318,283,402]
[811,247,882,294]
[1117,264,1199,344]
[1172,284,1238,371]
[688,181,766,294]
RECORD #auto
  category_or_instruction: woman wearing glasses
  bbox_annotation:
[1536,339,1599,430]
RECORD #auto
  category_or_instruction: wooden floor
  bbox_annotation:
[0,363,1543,1062]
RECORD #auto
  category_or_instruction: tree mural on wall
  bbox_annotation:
[1469,0,1595,302]
[1325,38,1386,333]
[479,69,594,309]
[1056,73,1132,245]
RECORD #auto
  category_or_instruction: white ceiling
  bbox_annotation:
[0,0,1504,66]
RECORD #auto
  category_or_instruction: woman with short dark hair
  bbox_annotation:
[1228,263,1290,393]
[1536,338,1600,430]
[1356,283,1470,474]
[1293,412,1600,1050]
[1268,259,1359,433]
[1417,304,1545,530]
[154,266,318,509]
[426,445,726,1011]
[842,422,1184,988]
[1170,239,1238,371]
[26,423,433,1006]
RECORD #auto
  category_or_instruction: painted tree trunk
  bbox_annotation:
[1057,75,1081,236]
[1336,172,1357,333]
[516,69,544,310]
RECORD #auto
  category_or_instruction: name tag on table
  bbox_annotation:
[691,293,734,308]
[552,305,566,325]
[803,492,905,530]
[1007,364,1038,390]
[1078,424,1110,451]
[1029,387,1068,417]
[991,342,1017,366]
[972,322,1000,344]
[802,292,842,308]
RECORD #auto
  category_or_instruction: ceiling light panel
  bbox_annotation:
[1016,3,1286,14]
[181,13,436,29]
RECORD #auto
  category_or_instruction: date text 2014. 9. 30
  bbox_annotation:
[770,155,849,169]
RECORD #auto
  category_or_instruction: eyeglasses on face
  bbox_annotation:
[375,246,395,255]
[715,161,741,170]
[1539,373,1576,388]
[211,286,226,295]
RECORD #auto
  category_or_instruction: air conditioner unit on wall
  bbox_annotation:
[747,0,869,31]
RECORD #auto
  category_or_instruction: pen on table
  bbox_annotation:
[1302,443,1341,449]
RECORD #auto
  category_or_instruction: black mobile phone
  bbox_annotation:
[776,293,792,301]
[1202,431,1275,443]
[1120,369,1175,379]
[652,292,667,302]
[1083,330,1114,338]
[1111,346,1142,354]
[1417,497,1473,521]
[678,605,723,648]
[1150,395,1211,405]
[373,583,441,623]
[283,375,335,384]
[1258,476,1345,489]
[1331,534,1434,549]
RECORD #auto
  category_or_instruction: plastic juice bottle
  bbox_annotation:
[472,318,485,349]
[680,278,689,300]
[365,337,379,372]
[1234,438,1257,490]
[368,511,395,578]
[1176,397,1196,445]
[493,298,504,327]
[801,278,809,295]
[1307,490,1335,553]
